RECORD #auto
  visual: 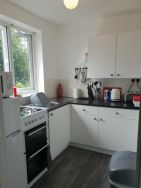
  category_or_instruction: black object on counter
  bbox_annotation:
[87,85,94,100]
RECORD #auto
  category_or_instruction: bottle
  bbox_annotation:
[56,83,63,98]
[13,85,17,97]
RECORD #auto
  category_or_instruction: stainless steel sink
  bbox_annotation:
[47,102,59,108]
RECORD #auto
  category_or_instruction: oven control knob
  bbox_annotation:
[25,122,28,126]
[28,121,31,125]
[32,119,34,123]
[39,116,41,120]
[35,118,37,122]
[42,115,45,118]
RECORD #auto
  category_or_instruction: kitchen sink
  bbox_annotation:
[46,101,59,108]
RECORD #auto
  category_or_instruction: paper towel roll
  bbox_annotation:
[73,88,79,98]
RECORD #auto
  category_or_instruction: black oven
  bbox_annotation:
[24,122,50,184]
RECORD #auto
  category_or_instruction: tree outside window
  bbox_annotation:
[11,28,33,89]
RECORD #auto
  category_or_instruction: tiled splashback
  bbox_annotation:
[46,78,141,98]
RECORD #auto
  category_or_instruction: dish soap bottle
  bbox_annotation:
[57,83,63,98]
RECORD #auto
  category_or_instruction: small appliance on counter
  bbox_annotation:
[132,95,141,107]
[0,72,13,97]
[103,87,122,102]
[124,92,141,103]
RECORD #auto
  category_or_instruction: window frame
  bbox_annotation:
[0,21,36,93]
[0,24,10,72]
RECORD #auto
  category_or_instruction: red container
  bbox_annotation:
[56,83,63,98]
[13,85,17,97]
[133,95,141,101]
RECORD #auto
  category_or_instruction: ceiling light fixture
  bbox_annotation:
[63,0,79,10]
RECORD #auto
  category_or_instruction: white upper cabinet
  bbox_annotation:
[88,30,141,78]
[88,34,116,78]
[116,30,141,78]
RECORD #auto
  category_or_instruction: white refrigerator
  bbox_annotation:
[0,97,27,188]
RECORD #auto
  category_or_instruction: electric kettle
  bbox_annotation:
[107,88,121,102]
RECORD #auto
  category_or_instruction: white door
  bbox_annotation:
[49,105,70,160]
[2,98,21,137]
[88,34,116,78]
[116,30,141,78]
[5,132,27,188]
[99,116,138,152]
[71,105,99,147]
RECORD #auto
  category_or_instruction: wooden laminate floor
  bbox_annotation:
[33,146,111,188]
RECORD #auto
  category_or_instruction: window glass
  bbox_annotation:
[0,25,9,72]
[0,29,4,71]
[11,28,33,89]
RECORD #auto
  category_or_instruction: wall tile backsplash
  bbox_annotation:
[46,78,141,99]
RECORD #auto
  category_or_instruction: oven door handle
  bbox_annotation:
[29,144,48,159]
[27,125,46,136]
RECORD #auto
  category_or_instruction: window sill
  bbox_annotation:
[17,89,37,97]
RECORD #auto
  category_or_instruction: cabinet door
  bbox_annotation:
[116,30,141,78]
[6,132,27,188]
[49,105,70,160]
[99,116,138,152]
[88,34,116,78]
[71,105,99,147]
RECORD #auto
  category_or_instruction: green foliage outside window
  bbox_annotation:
[12,35,31,88]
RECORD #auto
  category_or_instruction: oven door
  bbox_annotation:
[25,122,47,158]
[27,145,49,183]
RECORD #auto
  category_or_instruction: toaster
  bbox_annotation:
[124,93,140,103]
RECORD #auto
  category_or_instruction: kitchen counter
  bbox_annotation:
[48,97,139,111]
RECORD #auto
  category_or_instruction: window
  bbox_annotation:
[0,25,9,72]
[0,23,35,91]
[11,27,34,89]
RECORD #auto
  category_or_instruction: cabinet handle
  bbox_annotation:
[94,117,97,121]
[117,73,120,77]
[116,112,119,115]
[110,74,113,77]
[82,109,85,111]
[100,118,103,122]
[50,113,54,116]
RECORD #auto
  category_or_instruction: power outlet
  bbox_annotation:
[136,78,140,83]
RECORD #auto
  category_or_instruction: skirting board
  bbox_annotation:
[69,142,114,156]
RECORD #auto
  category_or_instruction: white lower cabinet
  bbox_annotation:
[71,105,99,147]
[49,104,139,160]
[71,105,139,152]
[49,105,70,160]
[99,115,138,152]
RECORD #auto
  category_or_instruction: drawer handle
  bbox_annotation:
[29,144,48,159]
[27,126,46,136]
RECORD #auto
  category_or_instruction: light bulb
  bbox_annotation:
[63,0,79,10]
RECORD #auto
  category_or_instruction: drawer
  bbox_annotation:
[71,104,98,116]
[99,107,139,119]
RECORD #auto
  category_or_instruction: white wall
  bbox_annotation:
[57,11,141,97]
[0,0,60,97]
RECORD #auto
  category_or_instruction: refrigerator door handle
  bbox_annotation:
[6,129,21,138]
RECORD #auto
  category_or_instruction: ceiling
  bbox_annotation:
[8,0,141,25]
